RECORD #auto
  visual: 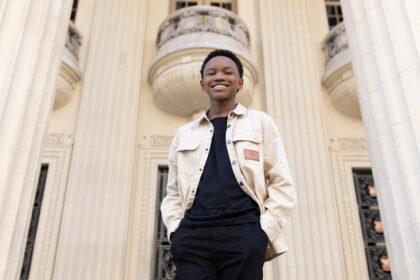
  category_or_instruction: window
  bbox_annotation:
[209,1,232,11]
[175,1,198,10]
[353,169,392,279]
[325,0,343,29]
[171,0,236,12]
[154,167,176,280]
[70,0,79,22]
[20,165,49,280]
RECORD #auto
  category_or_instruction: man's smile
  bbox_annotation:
[211,84,229,88]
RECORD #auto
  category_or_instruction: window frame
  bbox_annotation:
[325,0,343,29]
[170,0,237,13]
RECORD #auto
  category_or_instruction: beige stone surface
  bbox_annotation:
[341,0,420,278]
[258,0,346,278]
[52,1,149,279]
[5,0,418,279]
[0,0,74,278]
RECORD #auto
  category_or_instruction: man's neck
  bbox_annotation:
[208,100,237,120]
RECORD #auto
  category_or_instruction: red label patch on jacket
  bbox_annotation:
[244,149,260,161]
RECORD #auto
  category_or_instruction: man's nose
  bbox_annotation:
[214,72,225,80]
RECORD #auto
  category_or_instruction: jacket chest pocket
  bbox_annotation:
[176,141,200,174]
[233,132,263,165]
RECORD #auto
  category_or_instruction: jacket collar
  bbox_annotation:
[198,103,247,123]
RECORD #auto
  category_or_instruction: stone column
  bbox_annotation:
[341,0,420,278]
[258,0,346,279]
[52,0,148,279]
[0,0,73,278]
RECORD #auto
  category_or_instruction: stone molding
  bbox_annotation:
[322,23,361,119]
[28,144,72,279]
[149,48,257,116]
[126,144,169,280]
[329,137,371,279]
[54,57,81,110]
[53,23,82,110]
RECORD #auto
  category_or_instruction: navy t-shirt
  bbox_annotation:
[180,116,260,228]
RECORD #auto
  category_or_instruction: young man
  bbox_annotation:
[161,49,296,280]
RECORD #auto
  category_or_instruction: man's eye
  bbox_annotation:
[225,72,233,75]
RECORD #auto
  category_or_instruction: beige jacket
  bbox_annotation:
[161,103,296,261]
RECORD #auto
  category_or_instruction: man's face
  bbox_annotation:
[200,56,243,102]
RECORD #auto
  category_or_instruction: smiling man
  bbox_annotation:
[161,49,296,280]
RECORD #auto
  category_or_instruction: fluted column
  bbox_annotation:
[0,0,73,278]
[259,0,346,279]
[52,0,148,279]
[340,1,420,278]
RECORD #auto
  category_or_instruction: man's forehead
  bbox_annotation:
[205,56,236,68]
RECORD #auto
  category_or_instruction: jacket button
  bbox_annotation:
[205,148,209,151]
[192,190,195,194]
[210,129,213,133]
[239,181,244,186]
[232,160,236,165]
[227,124,231,128]
[226,140,231,144]
[199,168,202,171]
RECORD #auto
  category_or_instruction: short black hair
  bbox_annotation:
[200,49,244,79]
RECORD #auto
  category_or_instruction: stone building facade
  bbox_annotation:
[1,0,419,279]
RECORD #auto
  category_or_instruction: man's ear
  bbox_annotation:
[200,80,205,91]
[237,78,244,92]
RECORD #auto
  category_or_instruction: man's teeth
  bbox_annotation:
[214,85,226,88]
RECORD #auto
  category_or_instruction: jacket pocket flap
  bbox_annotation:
[176,141,199,152]
[233,132,263,143]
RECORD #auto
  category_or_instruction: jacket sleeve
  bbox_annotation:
[260,114,297,242]
[160,132,183,242]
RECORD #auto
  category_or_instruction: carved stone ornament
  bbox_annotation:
[45,133,73,146]
[322,23,361,119]
[149,135,174,147]
[156,6,250,49]
[329,138,368,151]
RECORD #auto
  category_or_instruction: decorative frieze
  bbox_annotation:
[156,6,250,49]
[149,135,174,147]
[329,138,368,151]
[44,133,73,146]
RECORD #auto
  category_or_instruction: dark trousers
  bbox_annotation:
[170,222,268,280]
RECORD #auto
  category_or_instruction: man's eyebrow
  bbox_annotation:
[205,66,234,72]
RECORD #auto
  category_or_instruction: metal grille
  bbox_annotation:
[325,0,343,29]
[154,167,176,280]
[353,169,392,279]
[20,165,49,280]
